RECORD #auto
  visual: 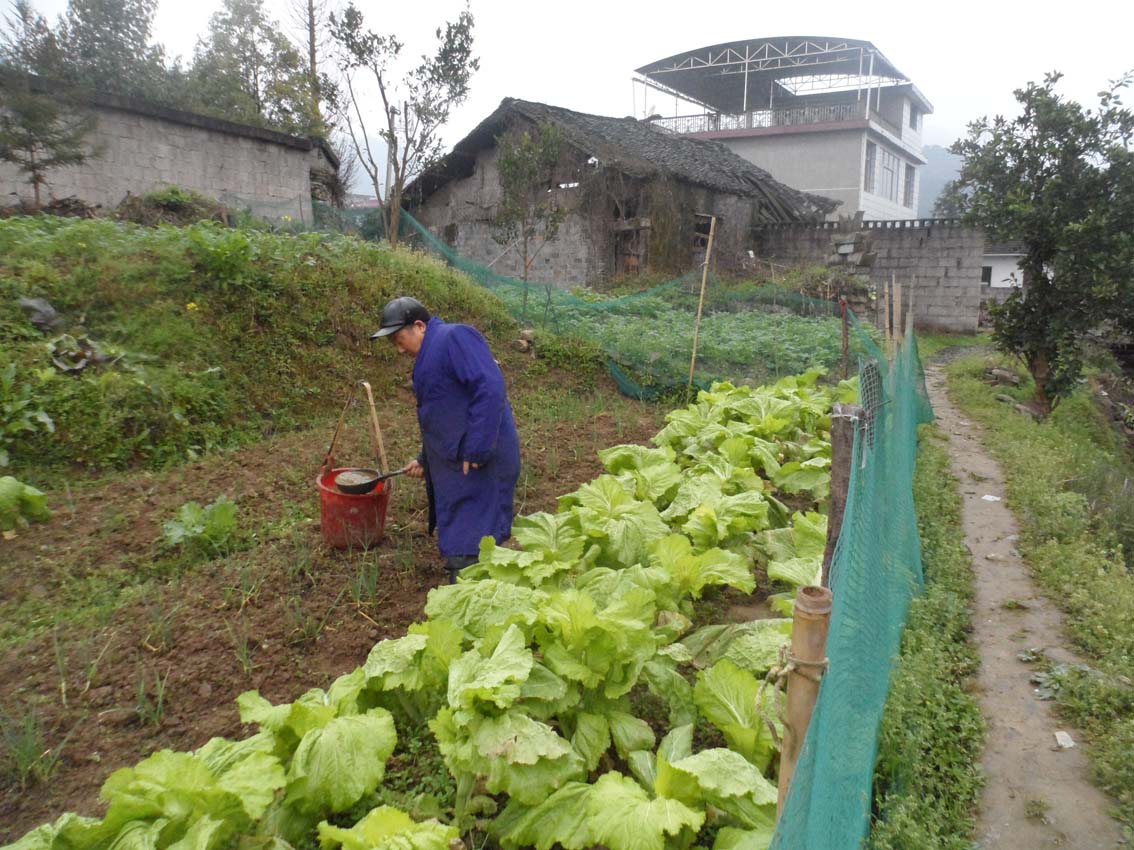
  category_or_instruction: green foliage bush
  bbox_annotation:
[0,217,514,473]
[0,360,54,467]
[115,186,227,227]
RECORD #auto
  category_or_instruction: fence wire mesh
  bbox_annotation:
[770,316,933,850]
[306,200,862,399]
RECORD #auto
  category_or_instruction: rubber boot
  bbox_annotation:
[445,554,477,584]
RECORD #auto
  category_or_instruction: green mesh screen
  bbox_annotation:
[305,200,858,399]
[770,315,933,850]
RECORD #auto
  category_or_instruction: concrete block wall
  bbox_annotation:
[0,100,326,223]
[755,220,984,332]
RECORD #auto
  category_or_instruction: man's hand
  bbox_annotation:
[462,461,481,475]
[404,459,425,479]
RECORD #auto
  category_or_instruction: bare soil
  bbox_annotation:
[0,355,667,842]
[924,363,1125,849]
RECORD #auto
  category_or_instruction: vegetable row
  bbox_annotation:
[8,371,856,850]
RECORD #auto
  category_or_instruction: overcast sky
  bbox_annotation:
[27,0,1134,171]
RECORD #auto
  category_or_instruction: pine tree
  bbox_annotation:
[55,0,167,95]
[0,86,96,208]
[189,0,314,134]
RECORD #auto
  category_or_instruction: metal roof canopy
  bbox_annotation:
[635,37,924,114]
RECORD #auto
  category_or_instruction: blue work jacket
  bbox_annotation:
[413,317,520,556]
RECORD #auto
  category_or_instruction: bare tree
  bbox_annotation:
[330,3,477,246]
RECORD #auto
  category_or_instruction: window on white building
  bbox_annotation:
[981,266,992,284]
[879,149,900,202]
[864,142,876,193]
[904,164,916,208]
[909,105,919,130]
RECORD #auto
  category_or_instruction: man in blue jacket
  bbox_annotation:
[371,297,521,583]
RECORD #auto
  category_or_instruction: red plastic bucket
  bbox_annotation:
[317,467,390,549]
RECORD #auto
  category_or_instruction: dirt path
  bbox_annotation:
[924,363,1124,849]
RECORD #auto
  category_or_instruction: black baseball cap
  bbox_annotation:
[370,296,431,339]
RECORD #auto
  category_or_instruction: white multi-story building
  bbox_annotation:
[635,37,933,221]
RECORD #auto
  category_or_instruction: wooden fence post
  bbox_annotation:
[821,403,861,587]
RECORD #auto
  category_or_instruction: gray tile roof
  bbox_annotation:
[409,98,838,221]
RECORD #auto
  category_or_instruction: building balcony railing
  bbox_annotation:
[650,102,909,141]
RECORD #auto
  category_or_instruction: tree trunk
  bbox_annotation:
[29,148,40,210]
[306,0,317,78]
[388,201,401,248]
[305,0,321,130]
[1028,351,1053,415]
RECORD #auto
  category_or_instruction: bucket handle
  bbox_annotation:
[321,384,356,476]
[359,381,390,473]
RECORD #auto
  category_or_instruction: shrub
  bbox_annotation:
[116,185,227,226]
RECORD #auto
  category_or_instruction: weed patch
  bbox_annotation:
[868,426,985,850]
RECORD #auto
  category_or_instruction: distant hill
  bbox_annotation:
[919,144,962,217]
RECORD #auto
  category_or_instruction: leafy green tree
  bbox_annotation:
[0,0,67,78]
[949,71,1134,412]
[331,3,478,246]
[494,122,566,319]
[0,0,167,97]
[56,0,167,94]
[0,83,96,208]
[189,0,314,134]
[930,178,967,218]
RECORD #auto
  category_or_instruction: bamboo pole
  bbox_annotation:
[777,585,833,814]
[687,215,717,392]
[906,279,917,339]
[359,381,390,473]
[839,297,849,380]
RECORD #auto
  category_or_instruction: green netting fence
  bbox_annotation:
[771,317,933,850]
[306,200,864,399]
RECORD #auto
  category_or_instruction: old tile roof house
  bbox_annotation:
[407,98,838,284]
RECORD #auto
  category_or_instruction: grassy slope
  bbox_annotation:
[868,425,985,849]
[946,355,1134,831]
[0,217,519,477]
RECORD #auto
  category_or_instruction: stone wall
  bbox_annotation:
[413,145,609,285]
[412,143,772,285]
[0,81,334,223]
[754,219,984,332]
